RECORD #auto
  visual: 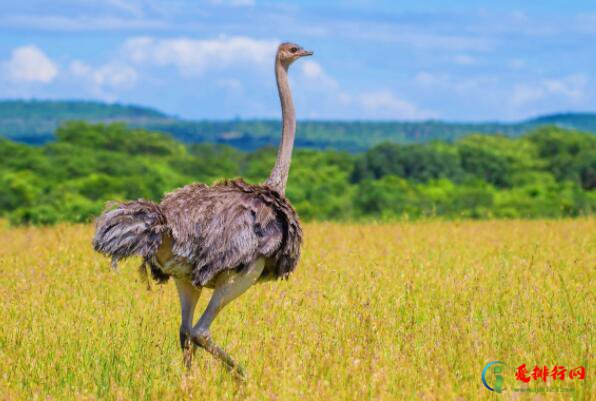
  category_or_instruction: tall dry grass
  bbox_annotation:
[0,220,593,400]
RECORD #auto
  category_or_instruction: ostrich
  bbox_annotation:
[92,42,312,378]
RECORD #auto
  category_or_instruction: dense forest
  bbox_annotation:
[0,121,593,225]
[2,100,596,151]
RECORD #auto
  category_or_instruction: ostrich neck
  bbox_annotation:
[266,58,295,195]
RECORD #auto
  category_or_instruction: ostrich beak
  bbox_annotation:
[299,49,314,57]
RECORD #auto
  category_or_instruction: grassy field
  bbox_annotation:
[0,220,593,400]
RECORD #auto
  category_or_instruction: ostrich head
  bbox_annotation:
[277,42,313,67]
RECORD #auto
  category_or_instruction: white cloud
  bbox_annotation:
[299,60,338,89]
[543,75,587,100]
[300,60,323,79]
[511,84,545,106]
[415,71,496,94]
[69,60,137,98]
[216,78,244,94]
[512,75,587,106]
[357,90,434,119]
[7,45,58,84]
[123,36,277,76]
[296,60,353,108]
[296,61,431,119]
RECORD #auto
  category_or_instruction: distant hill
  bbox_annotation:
[0,100,169,144]
[526,112,596,132]
[0,100,594,151]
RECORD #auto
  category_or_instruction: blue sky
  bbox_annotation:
[0,0,595,121]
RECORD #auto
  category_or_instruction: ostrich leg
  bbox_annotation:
[175,278,201,369]
[191,258,265,379]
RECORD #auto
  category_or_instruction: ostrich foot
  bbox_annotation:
[192,330,247,381]
[180,330,196,370]
[182,338,195,370]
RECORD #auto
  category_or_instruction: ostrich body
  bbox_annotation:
[93,43,312,378]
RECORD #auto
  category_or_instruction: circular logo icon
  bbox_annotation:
[482,361,507,393]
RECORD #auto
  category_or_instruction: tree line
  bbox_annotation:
[0,121,594,225]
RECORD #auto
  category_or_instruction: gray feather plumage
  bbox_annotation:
[93,200,168,268]
[93,179,302,287]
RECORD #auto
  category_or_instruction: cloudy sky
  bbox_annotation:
[1,0,595,121]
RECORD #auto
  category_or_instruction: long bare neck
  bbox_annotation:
[266,57,295,195]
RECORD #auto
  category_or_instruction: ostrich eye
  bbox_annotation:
[290,47,298,53]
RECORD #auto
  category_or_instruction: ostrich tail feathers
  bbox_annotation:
[93,200,168,269]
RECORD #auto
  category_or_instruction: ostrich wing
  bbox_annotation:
[160,179,302,286]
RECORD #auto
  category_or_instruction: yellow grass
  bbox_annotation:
[0,220,594,400]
